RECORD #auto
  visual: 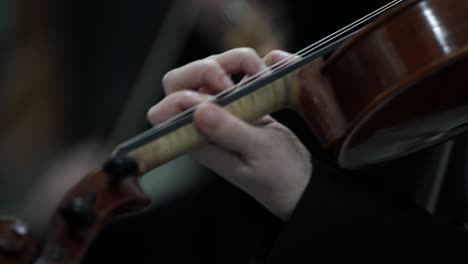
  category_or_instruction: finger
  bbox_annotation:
[208,48,267,76]
[163,60,234,95]
[253,115,276,126]
[191,144,245,178]
[163,48,266,94]
[263,50,296,67]
[239,50,293,85]
[147,90,211,125]
[194,103,265,158]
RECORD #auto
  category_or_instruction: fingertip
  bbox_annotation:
[146,105,159,125]
[213,75,235,93]
[147,91,211,126]
[221,75,234,88]
[264,50,292,66]
[246,57,267,75]
[194,104,224,132]
[271,50,291,58]
[179,90,208,108]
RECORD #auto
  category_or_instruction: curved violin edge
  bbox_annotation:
[293,58,348,149]
[323,0,468,169]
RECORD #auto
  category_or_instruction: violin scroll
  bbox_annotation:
[35,157,151,264]
[0,217,36,264]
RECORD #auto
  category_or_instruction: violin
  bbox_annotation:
[0,217,35,264]
[3,0,468,262]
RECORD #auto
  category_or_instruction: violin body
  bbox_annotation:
[298,0,468,168]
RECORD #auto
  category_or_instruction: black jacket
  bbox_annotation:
[83,155,468,263]
[265,159,468,264]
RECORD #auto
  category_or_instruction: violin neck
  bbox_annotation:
[115,73,298,174]
[112,0,406,174]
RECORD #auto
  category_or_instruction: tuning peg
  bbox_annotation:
[60,193,97,231]
[104,156,138,186]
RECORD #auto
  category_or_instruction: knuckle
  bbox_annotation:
[270,49,289,56]
[175,90,204,108]
[198,59,221,73]
[239,47,259,58]
[198,60,226,84]
[233,164,251,178]
[169,90,189,104]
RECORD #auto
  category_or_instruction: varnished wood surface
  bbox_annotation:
[296,0,468,168]
[0,217,36,264]
[37,169,150,264]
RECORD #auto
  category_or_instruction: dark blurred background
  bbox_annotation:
[1,0,467,262]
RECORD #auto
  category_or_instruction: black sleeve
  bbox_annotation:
[264,159,468,264]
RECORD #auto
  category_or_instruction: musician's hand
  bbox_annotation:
[147,48,312,220]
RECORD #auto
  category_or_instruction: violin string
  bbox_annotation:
[235,0,403,83]
[114,0,403,155]
[147,0,402,132]
[236,0,403,84]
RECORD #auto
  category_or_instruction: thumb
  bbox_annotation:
[194,104,263,158]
